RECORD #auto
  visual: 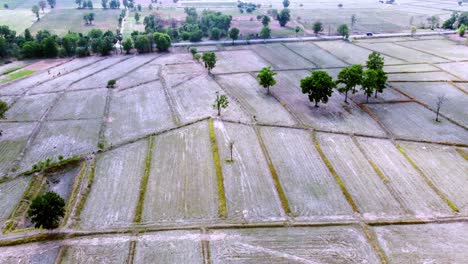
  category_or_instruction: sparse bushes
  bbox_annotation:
[0,99,9,119]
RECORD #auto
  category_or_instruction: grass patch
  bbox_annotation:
[312,132,360,213]
[133,136,155,223]
[456,148,468,161]
[62,162,87,227]
[368,160,390,183]
[0,70,34,84]
[360,224,390,264]
[397,145,460,213]
[255,127,292,216]
[73,160,96,223]
[2,175,44,234]
[208,119,227,218]
[23,156,81,176]
[1,66,22,75]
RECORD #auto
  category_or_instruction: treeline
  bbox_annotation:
[442,11,468,30]
[0,26,123,59]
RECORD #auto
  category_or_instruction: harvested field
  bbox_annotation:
[357,137,452,217]
[213,121,284,222]
[0,241,60,263]
[397,39,468,61]
[250,43,315,70]
[142,121,219,224]
[316,133,407,219]
[79,140,147,229]
[349,86,408,104]
[367,102,468,144]
[209,226,380,263]
[0,176,30,221]
[260,127,353,220]
[387,71,459,81]
[399,142,468,213]
[0,122,37,176]
[60,240,130,263]
[314,41,405,65]
[216,73,297,126]
[117,60,160,89]
[374,223,468,263]
[383,63,439,73]
[211,50,269,74]
[392,82,468,126]
[47,88,107,120]
[104,82,175,145]
[19,119,100,173]
[283,42,348,68]
[356,42,448,63]
[5,93,57,121]
[436,61,468,80]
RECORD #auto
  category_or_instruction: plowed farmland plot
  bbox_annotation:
[216,74,297,126]
[170,75,250,123]
[399,142,468,214]
[349,86,408,104]
[250,43,315,70]
[162,62,205,89]
[142,121,219,224]
[356,42,448,63]
[316,133,407,219]
[0,122,36,176]
[367,102,468,144]
[0,176,30,221]
[69,55,155,90]
[314,41,405,65]
[47,88,107,120]
[392,82,468,126]
[272,71,386,136]
[19,119,100,173]
[60,239,130,263]
[211,50,269,74]
[374,223,468,263]
[397,39,468,61]
[436,61,468,80]
[104,82,175,145]
[209,226,380,263]
[213,121,284,222]
[79,140,147,229]
[0,241,60,263]
[5,93,58,121]
[133,230,203,264]
[260,127,353,220]
[383,63,439,73]
[387,71,459,81]
[283,42,348,68]
[117,60,161,89]
[357,137,452,217]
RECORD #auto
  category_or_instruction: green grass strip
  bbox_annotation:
[0,70,34,84]
[134,136,155,223]
[361,224,390,264]
[74,160,97,222]
[312,132,360,213]
[456,148,468,161]
[368,160,390,183]
[255,128,292,216]
[208,119,227,218]
[397,146,460,213]
[62,162,87,227]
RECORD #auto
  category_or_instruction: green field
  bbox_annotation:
[0,9,36,32]
[28,8,121,36]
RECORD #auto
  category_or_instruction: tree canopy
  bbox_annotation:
[202,52,217,72]
[277,8,290,27]
[300,71,335,107]
[337,64,363,103]
[257,66,277,94]
[28,192,65,229]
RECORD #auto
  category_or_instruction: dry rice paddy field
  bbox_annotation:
[0,34,467,263]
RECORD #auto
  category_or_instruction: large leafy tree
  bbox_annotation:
[213,91,229,116]
[202,52,216,73]
[337,64,363,103]
[122,38,133,54]
[229,27,239,44]
[28,192,65,229]
[301,71,335,107]
[337,24,349,39]
[313,21,323,35]
[361,69,378,103]
[277,8,290,27]
[257,66,276,94]
[366,51,384,70]
[260,26,271,39]
[42,37,58,58]
[153,32,171,51]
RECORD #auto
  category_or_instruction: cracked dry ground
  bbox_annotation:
[0,36,467,263]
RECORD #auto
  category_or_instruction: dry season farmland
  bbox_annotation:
[0,34,467,262]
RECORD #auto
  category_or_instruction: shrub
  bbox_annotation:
[107,79,116,88]
[0,99,8,119]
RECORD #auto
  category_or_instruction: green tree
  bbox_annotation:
[210,27,221,40]
[97,36,114,55]
[28,192,65,229]
[153,32,171,51]
[47,0,56,8]
[260,26,271,39]
[22,41,42,58]
[366,51,385,70]
[135,12,140,23]
[42,37,58,57]
[24,29,34,41]
[62,33,79,56]
[101,0,108,8]
[229,27,239,44]
[361,69,378,102]
[202,52,216,73]
[459,24,466,37]
[262,15,270,27]
[337,24,349,39]
[313,21,323,35]
[257,66,276,94]
[134,34,150,53]
[295,26,302,36]
[87,0,93,8]
[32,5,40,21]
[337,64,363,103]
[300,71,335,107]
[0,37,7,58]
[39,0,46,12]
[75,0,82,8]
[0,99,8,119]
[277,8,290,27]
[282,0,290,8]
[122,38,133,54]
[374,68,387,98]
[213,91,229,116]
